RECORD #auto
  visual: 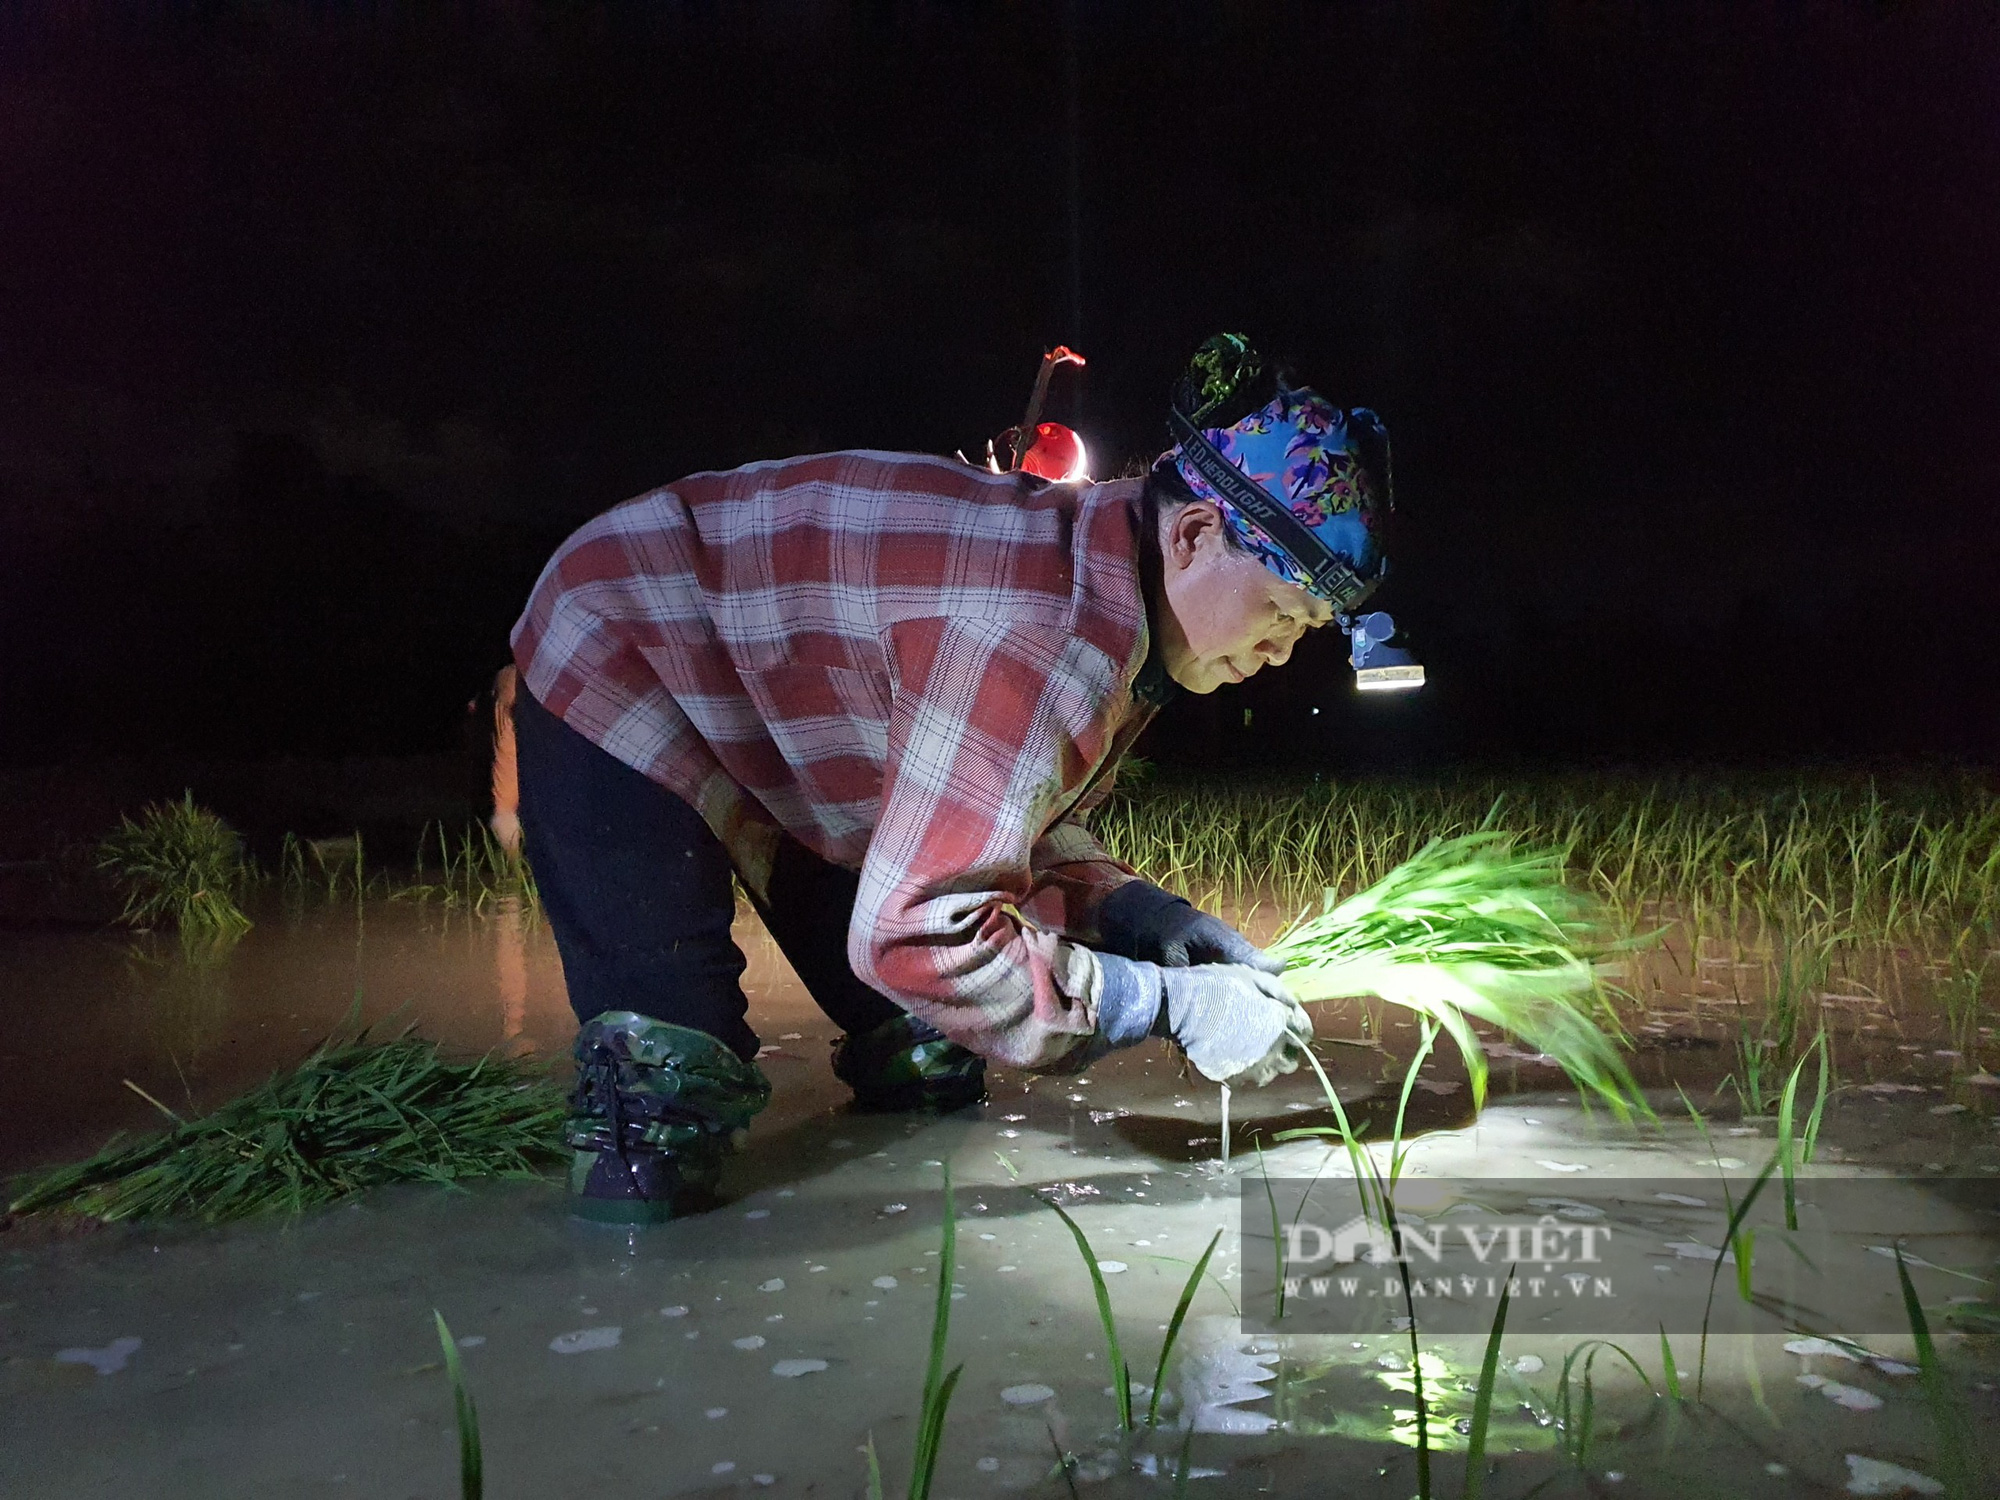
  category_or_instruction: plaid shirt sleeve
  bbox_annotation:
[848,615,1144,1071]
[1024,820,1135,931]
[1018,747,1150,947]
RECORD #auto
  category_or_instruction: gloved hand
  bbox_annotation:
[1097,879,1282,973]
[1158,963,1314,1087]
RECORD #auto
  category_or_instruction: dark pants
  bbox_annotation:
[513,686,901,1062]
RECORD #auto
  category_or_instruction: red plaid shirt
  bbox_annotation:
[511,451,1160,1069]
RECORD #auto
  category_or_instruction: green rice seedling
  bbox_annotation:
[1691,1150,1779,1402]
[1773,923,1840,1057]
[1256,1147,1286,1320]
[1675,1086,1727,1397]
[1277,1019,1437,1210]
[906,1164,964,1500]
[1384,1186,1433,1499]
[1725,1019,1774,1120]
[1554,1340,1655,1469]
[1147,1227,1223,1430]
[457,823,538,916]
[395,823,542,920]
[1657,1325,1681,1406]
[1936,951,1991,1071]
[96,792,253,942]
[1277,1038,1464,1495]
[1280,1038,1447,1493]
[394,823,456,906]
[1458,1270,1514,1500]
[1171,1426,1197,1499]
[1272,1000,1632,1496]
[1268,832,1647,1121]
[1044,1200,1224,1439]
[1775,1029,1829,1231]
[1047,1200,1134,1432]
[1388,1019,1440,1186]
[1299,1033,1458,1204]
[1733,1226,1757,1307]
[432,1311,483,1500]
[6,1025,566,1222]
[1244,1144,1342,1357]
[300,834,366,901]
[1276,1047,1379,1226]
[1725,922,1844,1116]
[1048,1430,1081,1498]
[1654,1324,1685,1455]
[1896,1246,1973,1500]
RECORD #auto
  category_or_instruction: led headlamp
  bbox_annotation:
[1340,611,1425,692]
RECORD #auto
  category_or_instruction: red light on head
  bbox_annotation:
[1019,422,1089,482]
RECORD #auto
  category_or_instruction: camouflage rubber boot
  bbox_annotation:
[830,1012,986,1113]
[566,1012,771,1224]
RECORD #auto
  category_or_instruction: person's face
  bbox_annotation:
[1155,501,1335,693]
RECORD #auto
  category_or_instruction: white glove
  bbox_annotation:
[1159,964,1314,1087]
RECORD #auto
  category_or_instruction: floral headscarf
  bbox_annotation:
[1166,384,1387,603]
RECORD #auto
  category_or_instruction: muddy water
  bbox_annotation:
[1,898,569,1175]
[0,894,872,1176]
[3,899,1998,1496]
[4,893,1994,1176]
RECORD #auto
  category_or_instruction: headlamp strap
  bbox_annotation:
[1166,404,1368,607]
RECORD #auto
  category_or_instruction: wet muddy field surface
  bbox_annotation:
[4,897,1999,1497]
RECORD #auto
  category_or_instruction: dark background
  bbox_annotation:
[3,0,1995,777]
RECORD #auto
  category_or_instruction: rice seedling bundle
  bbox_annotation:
[97,791,254,940]
[7,1030,566,1223]
[1267,831,1644,1117]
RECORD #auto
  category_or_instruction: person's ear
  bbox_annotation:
[1166,502,1223,571]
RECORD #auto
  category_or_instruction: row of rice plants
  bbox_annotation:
[103,771,1994,951]
[1093,770,2000,946]
[95,796,539,942]
[285,822,540,918]
[1096,771,1997,1104]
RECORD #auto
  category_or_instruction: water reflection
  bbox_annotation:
[126,936,235,1072]
[494,895,529,1044]
[0,895,577,1174]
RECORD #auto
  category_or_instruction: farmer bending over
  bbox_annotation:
[508,334,1395,1220]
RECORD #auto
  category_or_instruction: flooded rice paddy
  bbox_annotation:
[3,894,1998,1497]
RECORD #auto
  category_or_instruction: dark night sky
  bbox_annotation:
[2,1,1995,772]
